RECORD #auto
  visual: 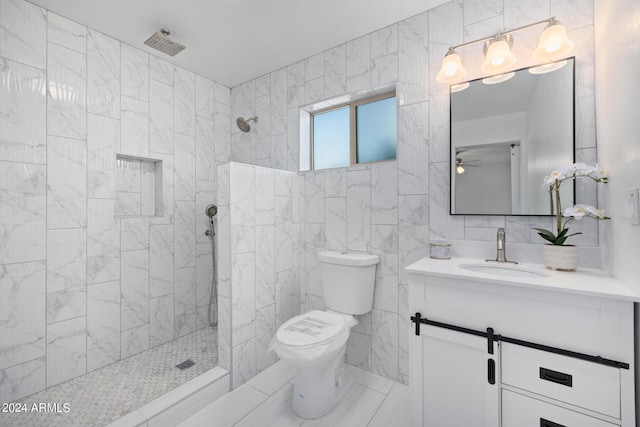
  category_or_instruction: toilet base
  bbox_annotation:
[290,347,351,419]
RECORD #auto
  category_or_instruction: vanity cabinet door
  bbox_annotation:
[420,325,499,427]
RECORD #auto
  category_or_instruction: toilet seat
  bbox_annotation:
[276,310,347,349]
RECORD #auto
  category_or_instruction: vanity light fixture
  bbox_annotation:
[456,158,465,174]
[481,35,516,74]
[436,48,466,83]
[436,17,574,84]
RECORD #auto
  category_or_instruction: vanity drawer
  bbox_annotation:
[502,389,617,427]
[501,343,620,418]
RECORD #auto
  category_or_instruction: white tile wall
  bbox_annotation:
[229,0,599,387]
[0,0,229,403]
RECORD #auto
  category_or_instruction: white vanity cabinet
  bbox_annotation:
[406,257,639,427]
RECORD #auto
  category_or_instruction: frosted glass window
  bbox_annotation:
[356,96,397,163]
[312,106,350,170]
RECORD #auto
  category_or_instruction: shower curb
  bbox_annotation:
[107,366,230,427]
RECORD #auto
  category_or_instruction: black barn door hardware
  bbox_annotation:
[410,312,629,370]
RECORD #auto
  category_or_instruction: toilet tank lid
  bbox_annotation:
[318,250,379,266]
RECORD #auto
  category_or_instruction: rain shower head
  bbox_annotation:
[236,116,258,133]
[144,29,186,57]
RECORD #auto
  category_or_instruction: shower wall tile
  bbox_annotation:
[195,117,215,182]
[46,228,86,323]
[275,171,293,197]
[275,196,293,273]
[325,44,347,99]
[305,246,322,298]
[372,309,399,381]
[150,294,174,348]
[305,171,325,224]
[0,161,46,264]
[120,96,149,157]
[175,267,196,338]
[256,304,276,372]
[121,249,150,330]
[218,296,231,371]
[0,58,47,164]
[115,192,140,216]
[196,75,215,121]
[0,358,45,404]
[398,283,409,385]
[47,12,86,53]
[87,280,120,372]
[174,66,196,136]
[232,338,256,387]
[255,95,271,161]
[270,68,287,135]
[150,224,174,298]
[347,169,371,252]
[150,152,174,225]
[346,35,371,93]
[174,133,196,201]
[195,242,213,307]
[87,199,121,284]
[121,323,149,359]
[121,217,149,251]
[397,102,429,195]
[214,103,231,163]
[175,201,196,269]
[397,11,429,107]
[255,167,275,225]
[45,140,86,221]
[196,180,216,245]
[150,79,174,154]
[0,0,46,69]
[287,61,305,109]
[0,261,46,370]
[325,197,347,251]
[150,55,173,85]
[87,114,119,199]
[47,42,86,140]
[371,162,398,225]
[232,252,256,344]
[216,205,231,299]
[275,269,294,329]
[255,225,276,309]
[230,163,255,254]
[121,44,149,101]
[46,316,87,387]
[87,29,120,118]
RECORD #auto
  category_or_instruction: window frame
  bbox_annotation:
[310,90,396,170]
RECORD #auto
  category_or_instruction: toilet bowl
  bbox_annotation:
[270,310,356,419]
[269,250,379,419]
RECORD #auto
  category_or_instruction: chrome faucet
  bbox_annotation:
[487,228,517,264]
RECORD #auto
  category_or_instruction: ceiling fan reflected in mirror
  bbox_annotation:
[455,157,481,174]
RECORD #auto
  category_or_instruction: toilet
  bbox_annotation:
[269,250,379,419]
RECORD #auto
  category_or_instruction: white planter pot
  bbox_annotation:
[543,245,578,271]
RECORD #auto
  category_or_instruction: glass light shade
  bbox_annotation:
[450,82,470,93]
[456,165,465,174]
[529,59,568,75]
[436,50,466,83]
[482,72,515,85]
[481,39,517,74]
[532,22,574,61]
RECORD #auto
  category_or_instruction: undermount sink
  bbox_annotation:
[459,263,549,279]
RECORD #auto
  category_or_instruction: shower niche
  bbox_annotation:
[115,154,164,218]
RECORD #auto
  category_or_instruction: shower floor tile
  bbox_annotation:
[1,326,217,427]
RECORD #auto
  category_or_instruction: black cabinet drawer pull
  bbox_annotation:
[539,367,573,387]
[540,418,566,427]
[487,359,495,384]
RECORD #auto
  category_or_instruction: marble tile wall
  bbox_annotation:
[229,0,597,385]
[216,162,299,389]
[0,0,230,403]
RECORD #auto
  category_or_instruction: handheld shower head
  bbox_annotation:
[236,116,258,133]
[205,204,218,218]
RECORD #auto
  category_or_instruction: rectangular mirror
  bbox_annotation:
[450,58,575,215]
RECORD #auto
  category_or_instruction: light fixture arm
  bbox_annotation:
[447,17,559,52]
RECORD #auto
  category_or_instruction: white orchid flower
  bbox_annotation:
[563,205,588,220]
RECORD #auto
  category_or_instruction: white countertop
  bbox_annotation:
[406,256,640,302]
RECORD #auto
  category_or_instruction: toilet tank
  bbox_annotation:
[318,250,379,315]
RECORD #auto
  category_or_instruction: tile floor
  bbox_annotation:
[1,326,217,427]
[178,360,410,427]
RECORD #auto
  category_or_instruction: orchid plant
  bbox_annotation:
[533,163,610,246]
